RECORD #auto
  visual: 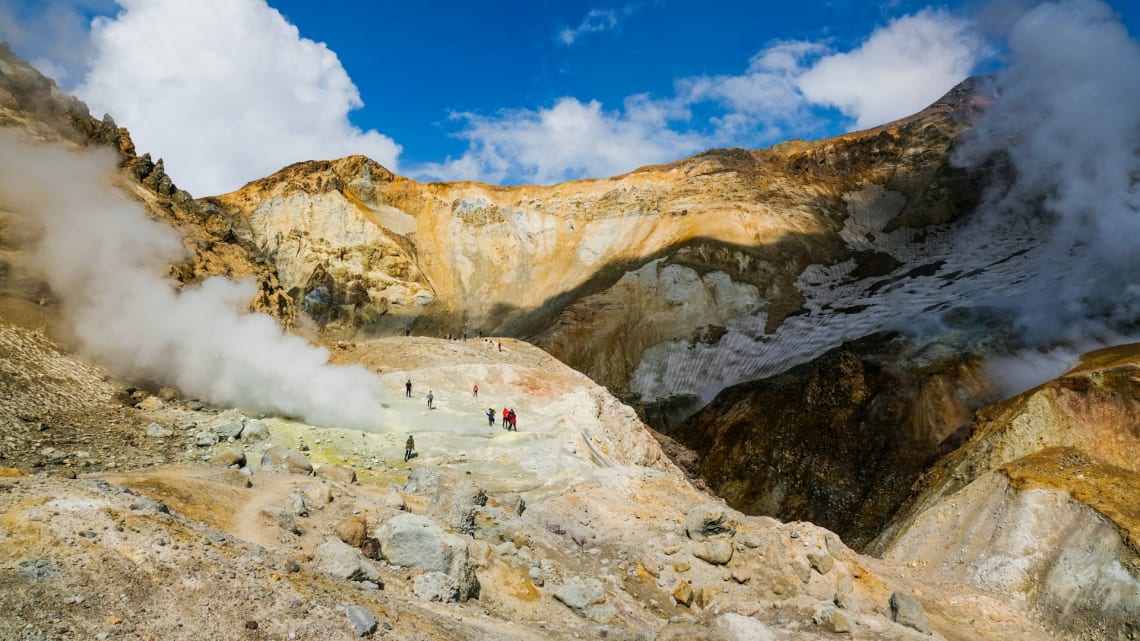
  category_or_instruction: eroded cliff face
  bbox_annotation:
[208,82,988,406]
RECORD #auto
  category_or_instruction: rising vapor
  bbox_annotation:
[0,130,386,430]
[956,0,1140,344]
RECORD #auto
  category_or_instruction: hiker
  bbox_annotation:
[426,390,434,409]
[486,408,496,426]
[405,379,412,397]
[508,408,517,431]
[404,435,415,462]
[473,383,479,398]
[497,340,502,352]
[502,407,509,428]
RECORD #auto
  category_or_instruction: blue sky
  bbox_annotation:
[0,0,1136,195]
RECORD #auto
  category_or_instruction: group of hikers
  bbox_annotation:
[402,378,520,461]
[487,406,518,431]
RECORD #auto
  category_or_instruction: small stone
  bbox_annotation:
[672,581,694,607]
[244,621,258,630]
[145,423,172,438]
[672,561,690,573]
[694,584,721,609]
[662,545,682,555]
[808,551,834,575]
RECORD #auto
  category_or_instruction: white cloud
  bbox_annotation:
[675,41,830,141]
[797,9,986,129]
[425,9,990,185]
[558,5,644,46]
[74,0,401,197]
[417,96,707,185]
[559,9,620,45]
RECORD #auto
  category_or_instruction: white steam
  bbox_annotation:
[955,0,1140,342]
[948,0,1140,392]
[0,130,386,430]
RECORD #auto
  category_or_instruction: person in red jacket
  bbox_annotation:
[507,408,517,432]
[473,383,479,398]
[502,407,509,428]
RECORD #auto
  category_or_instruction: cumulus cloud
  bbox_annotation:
[0,129,386,430]
[417,96,708,185]
[797,9,987,129]
[74,0,401,197]
[427,9,989,184]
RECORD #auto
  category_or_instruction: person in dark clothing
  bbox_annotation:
[486,408,495,426]
[404,435,415,462]
[508,409,517,431]
[405,379,412,397]
[426,391,434,409]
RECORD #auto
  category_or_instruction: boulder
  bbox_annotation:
[807,550,834,575]
[316,464,357,484]
[553,577,615,623]
[673,580,694,607]
[713,613,777,641]
[413,571,460,603]
[260,446,313,475]
[344,605,377,637]
[403,467,440,494]
[240,419,270,442]
[314,538,380,583]
[212,417,246,440]
[376,513,478,601]
[686,504,737,541]
[334,516,368,547]
[426,483,487,535]
[890,591,932,634]
[145,423,171,438]
[194,431,219,447]
[210,449,246,468]
[693,538,734,565]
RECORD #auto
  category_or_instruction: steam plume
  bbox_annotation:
[0,130,385,430]
[956,0,1140,344]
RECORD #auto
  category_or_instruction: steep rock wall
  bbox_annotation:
[669,332,997,549]
[209,89,985,407]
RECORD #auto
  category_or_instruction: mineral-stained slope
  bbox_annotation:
[207,80,991,409]
[870,344,1140,639]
